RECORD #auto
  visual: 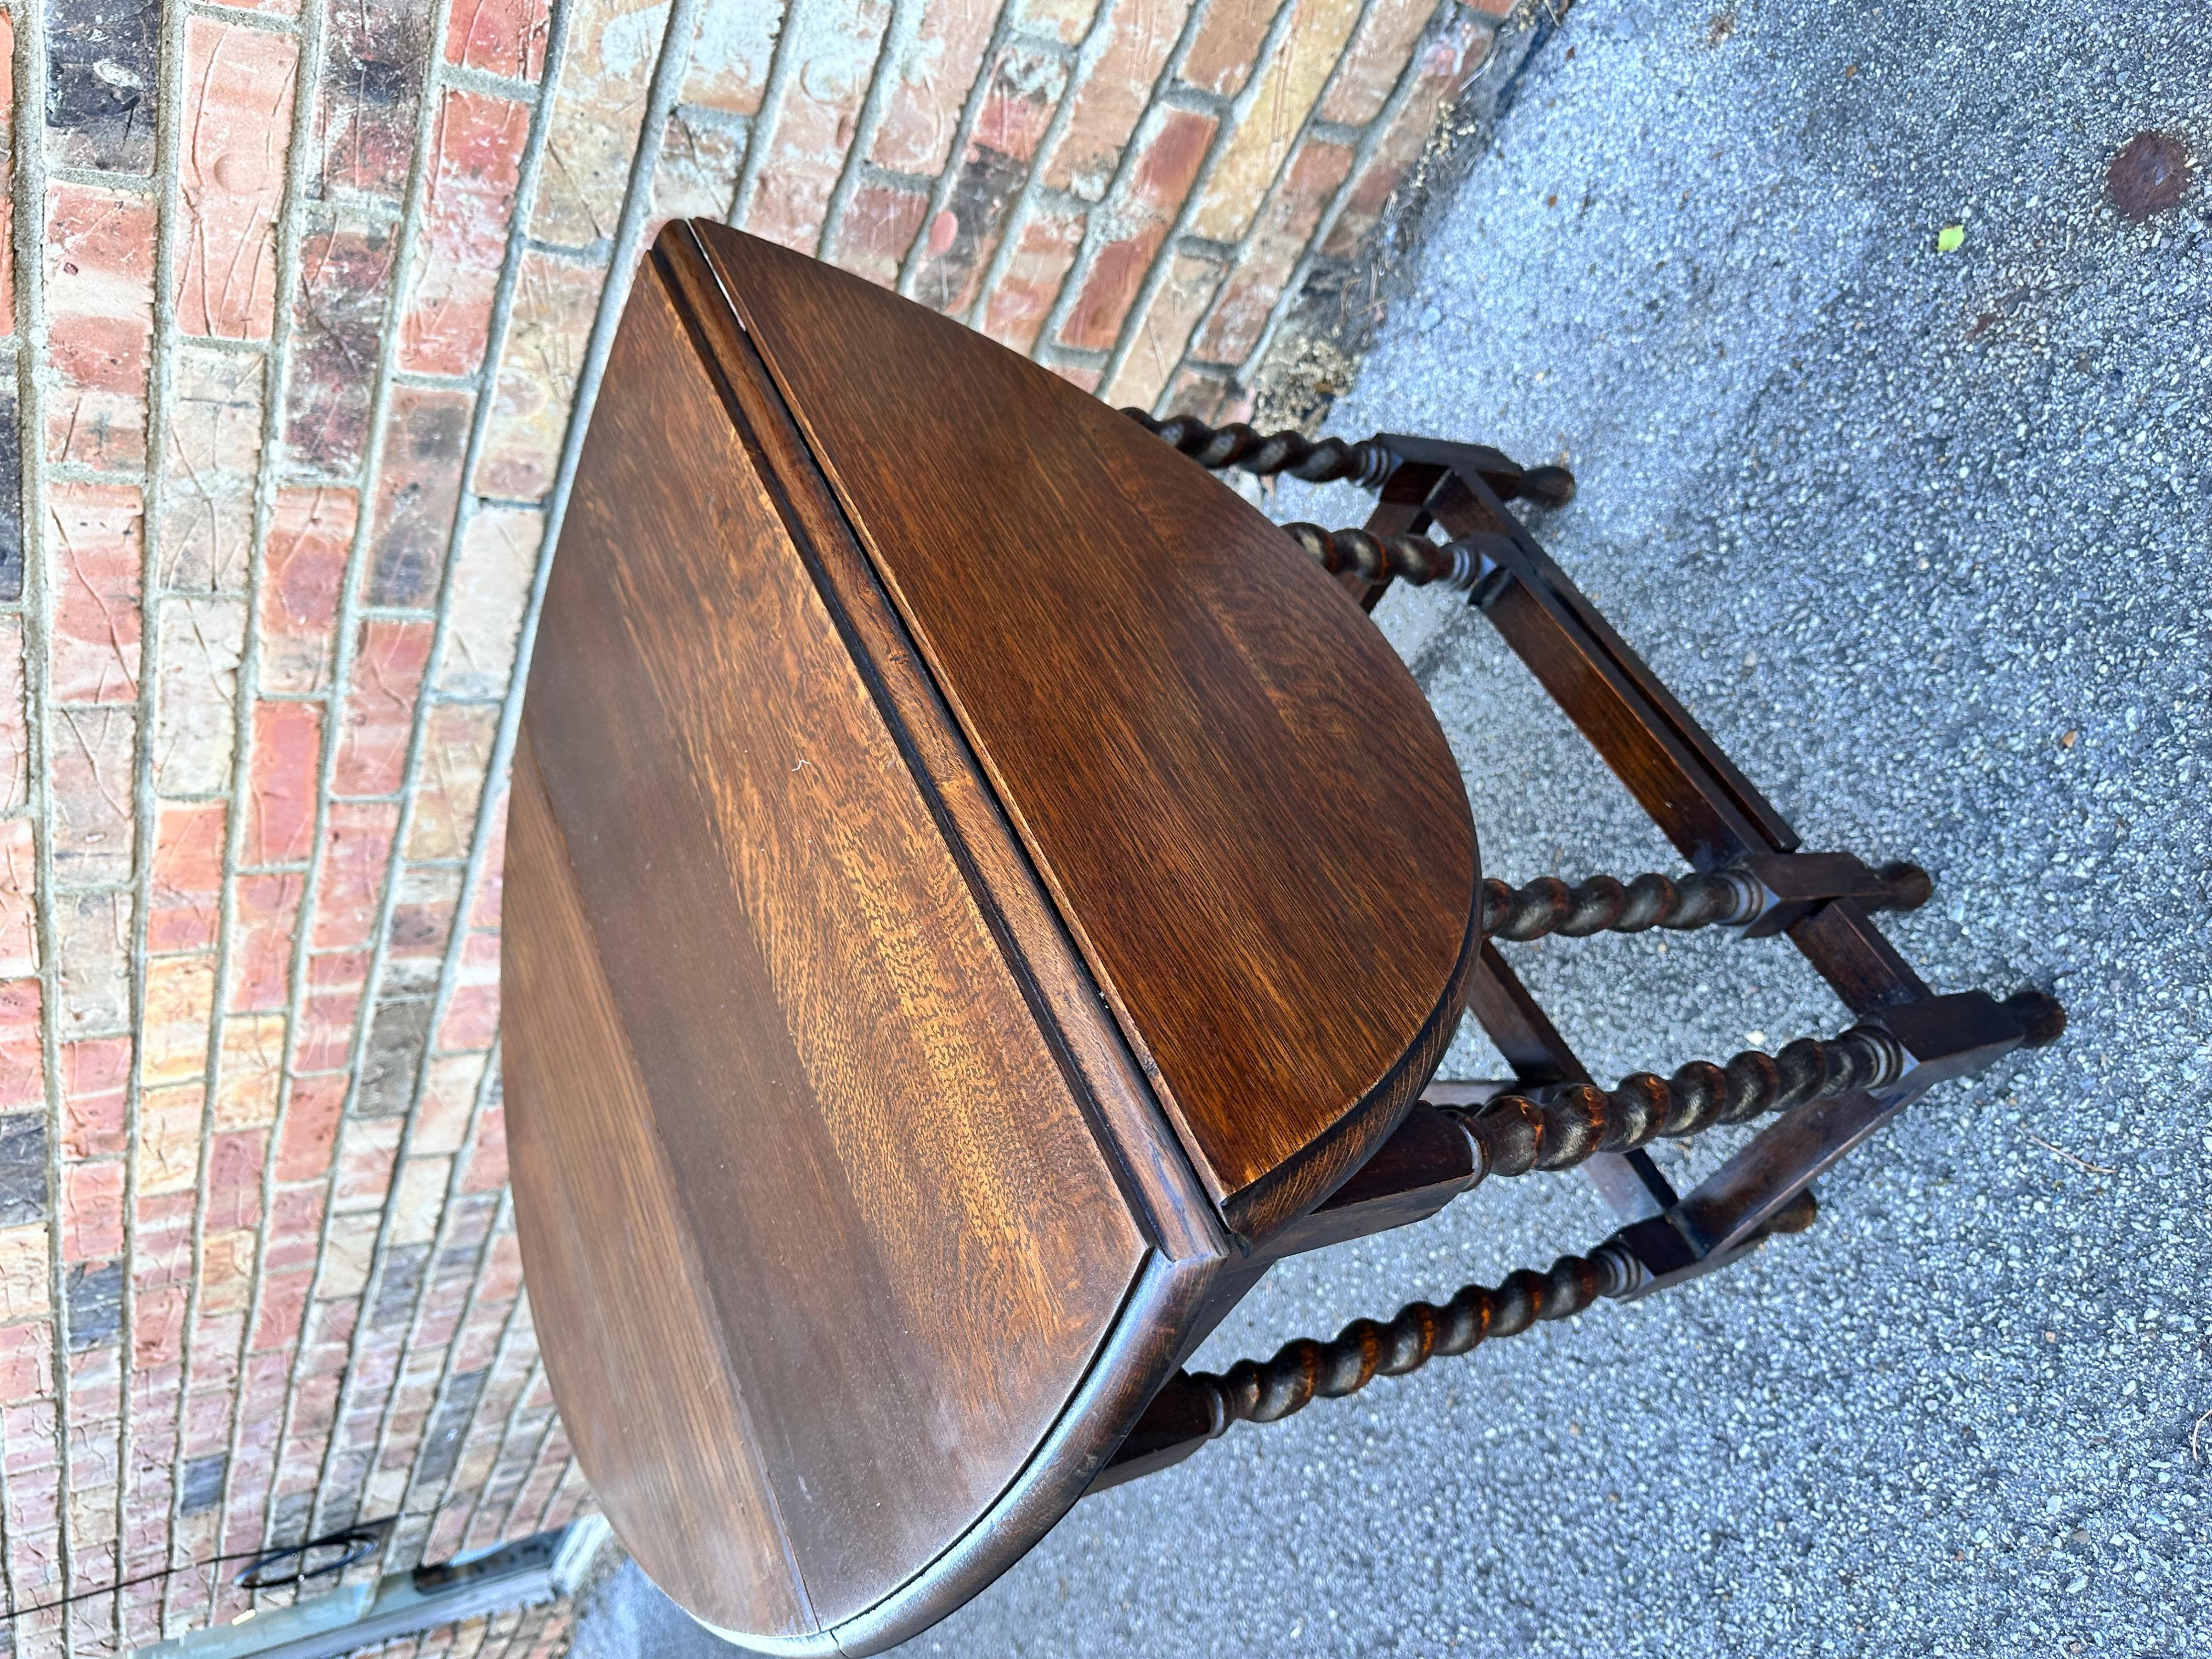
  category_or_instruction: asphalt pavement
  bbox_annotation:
[572,0,2211,1651]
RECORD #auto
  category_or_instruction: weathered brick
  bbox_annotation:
[911,44,1073,314]
[285,215,400,475]
[245,699,324,867]
[358,996,434,1116]
[1103,250,1226,410]
[313,801,402,950]
[230,872,306,1013]
[261,488,357,695]
[46,182,157,471]
[205,1131,267,1234]
[0,980,44,1115]
[58,887,132,1037]
[275,1073,347,1183]
[47,481,144,706]
[199,1231,258,1318]
[319,0,434,204]
[388,1155,452,1249]
[138,1087,205,1208]
[651,108,746,226]
[680,0,784,114]
[0,617,27,806]
[435,505,539,698]
[177,18,300,340]
[1194,134,1355,363]
[416,1051,489,1156]
[168,344,266,482]
[368,387,474,607]
[159,490,254,598]
[0,1222,49,1321]
[143,956,217,1087]
[821,178,930,290]
[49,707,136,884]
[0,1112,45,1226]
[47,0,161,173]
[1043,0,1193,200]
[60,1163,123,1262]
[1318,0,1438,125]
[447,0,551,81]
[148,800,228,955]
[400,91,532,376]
[0,816,34,977]
[61,1039,131,1159]
[1322,13,1487,257]
[871,0,998,177]
[407,705,499,860]
[530,0,674,246]
[436,960,499,1052]
[320,1211,382,1297]
[297,950,369,1069]
[1011,0,1102,46]
[335,619,435,795]
[153,597,249,797]
[386,866,461,992]
[214,1012,286,1130]
[474,253,601,503]
[1058,107,1215,351]
[1189,0,1363,244]
[979,198,1087,352]
[0,1319,53,1400]
[1181,0,1279,97]
[742,0,892,251]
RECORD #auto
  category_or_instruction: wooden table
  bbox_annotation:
[503,221,1479,1653]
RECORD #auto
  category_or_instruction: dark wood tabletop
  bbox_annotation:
[503,221,1477,1653]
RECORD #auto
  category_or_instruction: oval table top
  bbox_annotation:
[502,221,1477,1654]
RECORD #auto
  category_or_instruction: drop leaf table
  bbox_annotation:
[502,221,2061,1655]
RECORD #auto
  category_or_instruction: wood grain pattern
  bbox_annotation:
[692,222,1478,1239]
[505,264,1149,1638]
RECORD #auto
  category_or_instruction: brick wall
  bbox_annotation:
[0,1,1510,1654]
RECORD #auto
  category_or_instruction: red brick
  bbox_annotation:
[0,817,33,978]
[154,596,249,797]
[1190,0,1364,243]
[313,801,402,950]
[296,951,369,1070]
[475,253,601,504]
[435,505,539,698]
[285,216,399,474]
[0,1321,52,1401]
[1058,108,1216,352]
[979,200,1086,353]
[1319,0,1436,125]
[437,980,499,1054]
[531,0,681,246]
[318,0,433,204]
[245,699,323,867]
[204,1132,268,1235]
[911,43,1071,315]
[367,387,473,608]
[260,488,355,697]
[176,18,299,340]
[49,707,136,885]
[1182,0,1280,96]
[59,1162,124,1261]
[47,481,144,706]
[61,1038,131,1159]
[0,617,27,809]
[266,1184,329,1273]
[230,872,306,1013]
[45,183,156,470]
[148,800,228,955]
[1104,251,1227,410]
[252,1267,312,1355]
[1322,14,1488,257]
[870,0,997,176]
[741,0,893,252]
[1051,360,1104,393]
[275,1073,347,1183]
[821,179,930,290]
[1044,0,1195,199]
[400,90,531,376]
[471,789,507,929]
[460,1101,508,1192]
[446,0,550,80]
[680,0,782,114]
[334,619,434,795]
[1195,134,1355,363]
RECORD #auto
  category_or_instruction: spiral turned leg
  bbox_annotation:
[1479,862,1934,941]
[1453,1024,1908,1177]
[1276,522,1485,587]
[1121,409,1396,488]
[1177,1251,1620,1434]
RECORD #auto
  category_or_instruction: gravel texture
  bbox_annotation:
[574,0,2211,1652]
